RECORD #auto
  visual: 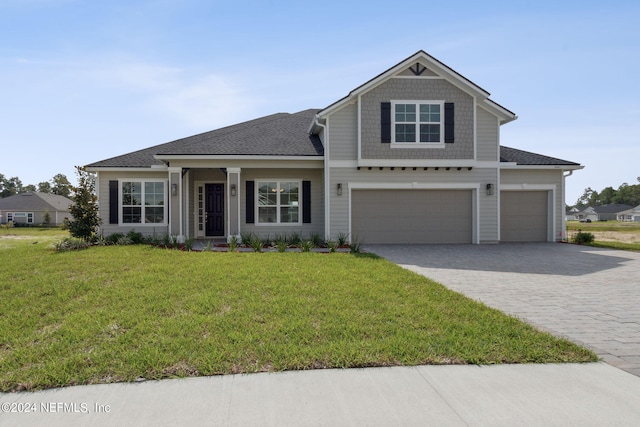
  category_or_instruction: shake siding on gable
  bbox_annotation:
[476,107,500,161]
[359,78,474,160]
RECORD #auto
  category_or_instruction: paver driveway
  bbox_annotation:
[366,243,640,377]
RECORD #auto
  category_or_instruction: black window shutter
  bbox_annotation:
[444,102,454,143]
[109,180,118,224]
[302,181,311,223]
[246,181,255,223]
[381,102,391,143]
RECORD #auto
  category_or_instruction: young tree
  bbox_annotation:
[68,166,102,241]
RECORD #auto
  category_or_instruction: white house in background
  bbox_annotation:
[0,192,73,225]
[578,204,633,222]
[86,50,584,244]
[617,205,640,222]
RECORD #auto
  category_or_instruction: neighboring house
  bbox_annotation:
[577,204,633,222]
[566,207,580,221]
[617,205,640,222]
[86,50,583,244]
[0,192,73,225]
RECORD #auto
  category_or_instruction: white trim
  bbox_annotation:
[117,178,169,226]
[254,179,303,226]
[392,75,443,80]
[355,159,495,168]
[390,143,445,149]
[357,94,362,162]
[391,100,445,145]
[86,167,166,173]
[154,155,324,161]
[500,164,584,171]
[347,183,481,244]
[194,181,205,238]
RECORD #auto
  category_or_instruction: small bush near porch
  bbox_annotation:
[0,232,596,391]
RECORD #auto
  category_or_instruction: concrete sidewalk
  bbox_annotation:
[2,363,640,426]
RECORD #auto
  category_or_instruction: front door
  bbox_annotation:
[205,184,224,236]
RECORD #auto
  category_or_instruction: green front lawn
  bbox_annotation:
[0,234,596,391]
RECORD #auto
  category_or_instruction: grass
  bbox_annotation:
[567,221,640,251]
[0,231,596,391]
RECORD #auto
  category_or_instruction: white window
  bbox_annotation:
[257,181,300,224]
[392,101,444,144]
[120,181,166,224]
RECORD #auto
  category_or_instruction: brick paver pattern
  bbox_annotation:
[366,243,640,377]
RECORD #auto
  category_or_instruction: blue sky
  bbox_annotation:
[1,0,638,205]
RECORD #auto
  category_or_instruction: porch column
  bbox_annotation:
[168,167,184,242]
[227,168,241,241]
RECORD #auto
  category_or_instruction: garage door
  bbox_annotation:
[351,190,472,244]
[501,191,548,242]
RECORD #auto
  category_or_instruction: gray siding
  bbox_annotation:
[96,170,169,237]
[328,167,498,243]
[476,107,499,161]
[360,78,474,160]
[328,104,358,161]
[239,169,324,240]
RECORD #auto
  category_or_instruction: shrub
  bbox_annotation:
[326,240,338,253]
[126,230,145,245]
[228,236,238,252]
[309,233,321,247]
[240,232,255,246]
[287,231,301,246]
[337,232,349,247]
[105,233,126,245]
[573,231,595,245]
[53,237,91,252]
[248,234,263,252]
[300,240,315,252]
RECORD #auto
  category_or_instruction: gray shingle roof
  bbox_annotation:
[500,146,580,166]
[592,204,633,214]
[0,192,73,211]
[87,109,324,168]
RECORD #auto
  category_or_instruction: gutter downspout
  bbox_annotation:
[314,115,329,241]
[561,170,574,242]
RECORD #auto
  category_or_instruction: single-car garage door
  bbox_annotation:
[351,190,472,244]
[501,191,548,242]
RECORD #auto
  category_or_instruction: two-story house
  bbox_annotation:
[86,50,583,244]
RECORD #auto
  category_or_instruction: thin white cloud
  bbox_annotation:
[91,59,265,128]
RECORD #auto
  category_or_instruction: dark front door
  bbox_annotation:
[205,184,224,236]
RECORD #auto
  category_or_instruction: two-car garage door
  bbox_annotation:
[351,190,473,244]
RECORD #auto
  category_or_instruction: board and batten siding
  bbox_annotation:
[328,103,358,161]
[96,170,170,237]
[500,169,565,241]
[328,167,499,243]
[476,107,499,161]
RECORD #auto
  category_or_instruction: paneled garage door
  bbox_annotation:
[351,189,473,244]
[500,191,548,242]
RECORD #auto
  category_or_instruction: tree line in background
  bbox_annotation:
[0,173,72,198]
[574,177,640,209]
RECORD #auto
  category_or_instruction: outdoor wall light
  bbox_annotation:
[486,183,494,196]
[171,183,177,196]
[230,184,237,197]
[337,183,343,196]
